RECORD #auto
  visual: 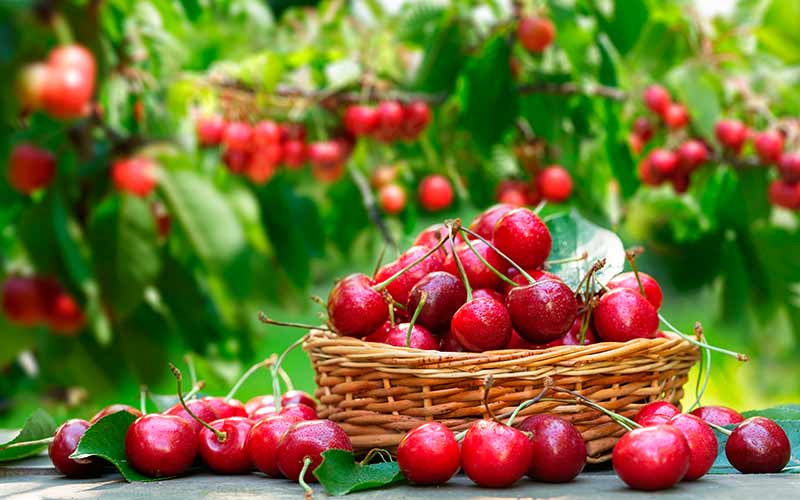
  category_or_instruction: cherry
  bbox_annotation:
[406,271,466,331]
[125,414,198,477]
[311,162,345,182]
[247,415,302,477]
[418,174,454,211]
[778,152,800,183]
[461,419,533,488]
[196,115,226,146]
[497,184,528,206]
[443,240,506,290]
[41,65,93,119]
[373,101,405,142]
[506,330,539,349]
[643,85,671,115]
[202,397,248,419]
[46,289,85,335]
[518,414,586,482]
[252,120,282,147]
[378,183,406,214]
[401,101,432,139]
[715,119,748,152]
[282,139,306,169]
[472,287,503,302]
[397,422,460,485]
[469,203,514,240]
[671,174,691,194]
[493,208,552,270]
[364,320,391,343]
[197,417,254,474]
[251,405,280,420]
[383,322,439,350]
[677,139,709,173]
[90,404,143,424]
[7,143,56,195]
[276,419,353,482]
[689,405,744,427]
[546,317,597,346]
[111,157,157,197]
[307,140,344,168]
[375,245,443,305]
[767,179,800,210]
[343,105,378,136]
[439,329,465,352]
[280,403,318,421]
[245,395,276,418]
[633,117,654,142]
[537,165,573,203]
[451,296,512,352]
[222,149,250,174]
[49,44,96,81]
[663,103,689,129]
[2,275,46,326]
[413,223,448,250]
[245,147,281,185]
[501,268,561,296]
[612,425,689,490]
[327,273,388,337]
[629,133,645,155]
[279,123,306,142]
[282,390,317,411]
[753,130,784,165]
[649,148,679,177]
[634,401,680,427]
[49,419,103,478]
[606,271,663,310]
[593,288,659,342]
[725,417,790,474]
[517,16,555,53]
[667,413,718,481]
[506,280,578,344]
[222,122,252,151]
[638,155,663,185]
[164,399,218,435]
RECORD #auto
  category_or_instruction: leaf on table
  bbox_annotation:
[708,419,800,474]
[0,409,56,462]
[314,449,405,496]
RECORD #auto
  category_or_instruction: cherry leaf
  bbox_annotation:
[314,449,405,496]
[0,409,56,462]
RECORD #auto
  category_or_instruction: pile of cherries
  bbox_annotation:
[326,203,667,354]
[1,275,85,335]
[371,165,456,215]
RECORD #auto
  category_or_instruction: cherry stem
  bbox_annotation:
[360,448,393,465]
[532,200,547,214]
[271,335,308,412]
[373,244,388,277]
[551,385,641,431]
[184,354,198,388]
[574,259,606,298]
[448,223,472,301]
[387,298,396,328]
[185,380,205,400]
[0,436,54,450]
[505,381,552,427]
[458,229,518,288]
[482,376,498,423]
[460,227,535,284]
[689,322,712,412]
[51,13,74,45]
[258,312,333,332]
[169,363,226,442]
[545,251,589,266]
[139,385,148,414]
[406,291,427,347]
[706,421,733,436]
[225,357,273,401]
[624,247,647,297]
[373,234,448,292]
[658,313,749,361]
[298,457,314,500]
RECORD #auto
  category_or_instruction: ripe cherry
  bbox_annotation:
[546,317,597,346]
[493,207,552,270]
[649,148,679,177]
[517,16,555,53]
[41,66,93,119]
[282,139,306,169]
[282,391,317,411]
[49,419,103,478]
[643,85,671,115]
[343,105,378,136]
[451,296,512,351]
[276,419,353,482]
[197,417,254,474]
[612,425,689,490]
[222,149,250,174]
[245,395,276,418]
[593,288,659,342]
[222,122,252,151]
[606,271,663,310]
[663,103,689,129]
[418,174,454,211]
[715,119,748,153]
[497,184,528,206]
[247,415,302,477]
[46,290,85,335]
[469,203,514,240]
[397,422,460,485]
[506,330,539,349]
[327,273,388,337]
[90,404,143,424]
[48,44,96,81]
[375,245,443,305]
[7,143,56,195]
[307,141,344,168]
[472,287,503,302]
[401,101,432,139]
[378,183,406,214]
[202,397,248,419]
[406,271,466,331]
[633,117,654,142]
[677,139,709,173]
[518,414,586,483]
[461,420,533,488]
[506,280,578,344]
[725,417,790,474]
[690,405,744,427]
[767,179,800,210]
[125,414,198,477]
[638,155,663,185]
[439,329,465,352]
[2,275,46,326]
[245,147,280,185]
[667,413,718,481]
[16,62,49,112]
[753,130,784,165]
[111,157,157,197]
[364,320,391,343]
[634,401,680,427]
[778,152,800,183]
[629,133,645,155]
[443,239,506,290]
[164,399,218,435]
[537,165,573,203]
[251,405,280,420]
[280,403,318,421]
[252,120,282,147]
[383,322,439,350]
[196,115,226,146]
[373,101,405,142]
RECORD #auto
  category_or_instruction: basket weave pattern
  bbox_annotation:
[304,329,700,463]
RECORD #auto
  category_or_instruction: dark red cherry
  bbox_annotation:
[689,405,744,427]
[451,297,512,352]
[768,179,800,210]
[343,105,378,136]
[222,148,250,174]
[383,323,439,350]
[397,422,460,485]
[472,288,503,302]
[401,101,432,139]
[506,280,578,344]
[545,317,597,347]
[247,415,302,477]
[461,420,533,488]
[282,139,306,169]
[281,390,317,411]
[2,275,47,326]
[612,425,689,490]
[643,85,671,115]
[606,271,663,310]
[7,143,56,195]
[469,203,515,240]
[753,130,784,165]
[443,239,506,290]
[638,155,664,185]
[633,116,654,142]
[406,271,466,331]
[373,101,405,142]
[593,288,659,342]
[164,399,218,435]
[277,420,353,483]
[90,404,143,424]
[374,245,443,305]
[506,330,540,349]
[413,223,450,261]
[715,119,748,153]
[125,414,198,477]
[517,16,555,53]
[202,397,248,419]
[49,419,103,478]
[725,417,790,474]
[518,414,586,483]
[439,329,465,352]
[198,417,254,474]
[327,273,388,337]
[364,320,392,343]
[493,208,552,270]
[634,401,680,427]
[279,403,318,421]
[778,152,800,183]
[667,413,718,481]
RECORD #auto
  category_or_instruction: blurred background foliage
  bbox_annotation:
[1,0,800,427]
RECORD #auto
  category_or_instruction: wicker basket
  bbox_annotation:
[304,329,700,463]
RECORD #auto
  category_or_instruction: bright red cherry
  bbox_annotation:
[689,405,744,427]
[754,130,784,165]
[46,289,85,336]
[245,395,276,418]
[725,417,790,474]
[90,404,143,424]
[443,239,506,290]
[418,174,454,211]
[373,101,405,142]
[506,280,578,344]
[164,399,218,435]
[768,179,800,210]
[374,245,443,305]
[282,139,306,169]
[378,183,406,214]
[518,414,586,483]
[461,420,533,488]
[276,419,353,482]
[2,275,46,326]
[401,101,432,139]
[677,139,709,173]
[715,119,748,153]
[48,44,96,81]
[517,16,556,53]
[667,413,718,481]
[634,401,680,427]
[196,115,226,146]
[49,419,103,478]
[125,414,198,477]
[202,397,248,419]
[612,425,690,490]
[451,297,512,352]
[222,149,250,174]
[282,391,317,411]
[606,271,663,310]
[643,85,671,115]
[649,148,679,177]
[7,143,56,194]
[638,155,664,185]
[593,288,659,342]
[469,203,515,240]
[111,157,157,197]
[536,165,573,203]
[545,317,597,347]
[198,417,254,474]
[383,322,439,350]
[252,120,282,147]
[327,273,388,337]
[343,105,378,136]
[222,122,252,151]
[364,320,391,343]
[245,147,281,185]
[41,65,93,119]
[279,403,318,421]
[307,141,344,168]
[663,103,689,129]
[247,415,302,477]
[493,207,552,270]
[397,422,460,485]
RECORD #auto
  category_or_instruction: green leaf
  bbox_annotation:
[666,65,721,140]
[757,0,800,64]
[314,449,405,496]
[544,210,625,289]
[597,0,649,55]
[70,411,155,482]
[708,419,800,474]
[0,409,56,462]
[743,405,800,420]
[412,15,468,93]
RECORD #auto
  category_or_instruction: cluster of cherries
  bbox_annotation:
[342,101,431,142]
[371,165,455,215]
[326,203,667,354]
[495,165,574,207]
[1,275,85,335]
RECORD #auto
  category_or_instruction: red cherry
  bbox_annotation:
[373,101,405,142]
[469,204,515,240]
[612,425,690,490]
[46,289,85,336]
[451,297,512,352]
[90,404,143,424]
[276,419,353,483]
[663,103,689,129]
[606,271,663,310]
[196,115,226,146]
[778,152,800,183]
[497,185,528,206]
[382,322,439,350]
[649,148,679,177]
[439,329,465,351]
[518,414,586,483]
[282,139,306,169]
[7,143,56,195]
[111,157,157,197]
[397,422,460,485]
[634,401,680,427]
[643,85,671,115]
[245,395,276,418]
[364,320,392,343]
[677,139,709,173]
[633,117,654,142]
[49,419,103,478]
[715,119,748,152]
[517,16,555,53]
[375,245,443,305]
[629,133,645,155]
[667,413,718,481]
[670,174,691,194]
[307,141,344,168]
[370,164,398,188]
[418,174,454,211]
[279,123,306,142]
[461,420,533,488]
[41,65,93,119]
[327,273,388,337]
[378,183,407,214]
[472,287,503,302]
[406,271,467,331]
[689,405,744,427]
[252,120,282,147]
[222,149,250,174]
[48,44,96,81]
[725,417,790,474]
[2,275,47,326]
[281,390,317,411]
[593,288,659,342]
[768,179,800,210]
[198,417,254,474]
[545,317,597,347]
[493,207,552,270]
[202,397,248,419]
[537,165,573,203]
[247,415,302,477]
[16,62,49,111]
[506,280,578,344]
[443,239,506,290]
[125,414,198,477]
[251,405,280,420]
[245,146,281,185]
[150,201,171,240]
[222,122,252,151]
[279,403,318,421]
[754,130,784,165]
[638,155,664,185]
[401,101,432,139]
[343,105,378,136]
[506,330,539,349]
[164,399,218,435]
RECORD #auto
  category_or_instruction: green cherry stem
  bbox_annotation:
[258,312,334,332]
[139,385,148,414]
[624,248,647,297]
[406,291,427,347]
[458,229,518,288]
[551,385,641,431]
[225,357,273,401]
[0,436,54,450]
[185,380,205,400]
[184,354,198,388]
[659,314,748,361]
[448,223,472,301]
[545,251,589,266]
[689,322,712,412]
[270,334,308,412]
[505,382,552,427]
[706,421,733,436]
[532,200,546,214]
[460,226,535,284]
[170,363,226,442]
[372,233,448,292]
[298,457,314,500]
